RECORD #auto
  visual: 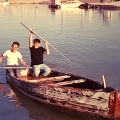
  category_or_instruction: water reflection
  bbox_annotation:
[0,83,6,94]
[4,85,17,99]
[99,10,113,26]
[1,4,120,26]
[49,7,120,27]
[0,83,18,102]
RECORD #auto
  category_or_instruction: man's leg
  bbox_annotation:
[40,64,51,77]
[32,65,40,78]
[14,69,21,78]
[7,69,15,77]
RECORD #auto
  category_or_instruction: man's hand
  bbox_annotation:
[30,27,33,34]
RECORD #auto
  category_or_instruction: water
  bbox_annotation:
[0,4,120,120]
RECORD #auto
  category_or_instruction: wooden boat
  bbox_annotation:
[6,69,120,120]
[61,0,83,8]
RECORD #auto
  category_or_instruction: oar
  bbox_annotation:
[0,67,32,69]
[102,74,107,92]
[21,22,70,61]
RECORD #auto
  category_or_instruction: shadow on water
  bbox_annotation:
[0,82,111,120]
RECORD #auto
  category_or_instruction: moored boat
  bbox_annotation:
[48,0,61,9]
[79,1,120,10]
[6,69,120,120]
[61,0,83,8]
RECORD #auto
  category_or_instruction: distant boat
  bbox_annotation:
[61,0,83,8]
[48,0,61,9]
[1,0,9,6]
[48,0,83,9]
[79,0,120,9]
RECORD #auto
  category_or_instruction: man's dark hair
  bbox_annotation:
[12,42,20,47]
[33,38,40,43]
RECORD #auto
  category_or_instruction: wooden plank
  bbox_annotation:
[54,79,85,86]
[21,75,71,83]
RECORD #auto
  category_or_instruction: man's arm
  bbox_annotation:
[29,28,33,48]
[44,41,50,55]
[0,55,4,63]
[19,58,28,67]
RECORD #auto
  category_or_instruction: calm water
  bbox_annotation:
[0,4,120,120]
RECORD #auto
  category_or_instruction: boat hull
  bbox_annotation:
[6,70,120,119]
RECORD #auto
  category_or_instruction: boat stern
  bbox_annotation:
[109,91,120,119]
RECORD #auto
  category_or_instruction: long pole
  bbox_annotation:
[102,74,107,92]
[21,23,70,61]
[102,75,107,89]
[0,67,32,69]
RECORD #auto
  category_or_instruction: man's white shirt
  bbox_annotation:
[3,50,22,65]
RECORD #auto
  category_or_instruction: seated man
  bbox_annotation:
[0,42,28,78]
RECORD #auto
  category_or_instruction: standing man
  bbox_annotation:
[0,42,28,78]
[29,29,51,78]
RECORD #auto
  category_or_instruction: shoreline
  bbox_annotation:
[9,0,112,4]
